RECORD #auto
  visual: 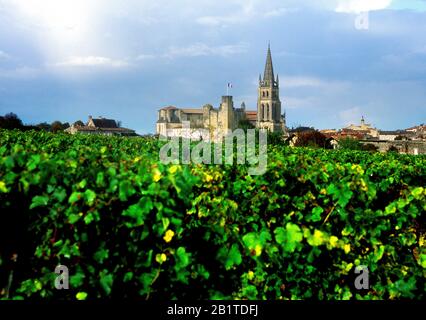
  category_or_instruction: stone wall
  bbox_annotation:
[360,140,426,155]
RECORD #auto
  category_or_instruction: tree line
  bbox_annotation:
[0,113,84,133]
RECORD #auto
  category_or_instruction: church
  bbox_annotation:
[156,45,286,140]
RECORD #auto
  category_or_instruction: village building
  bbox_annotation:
[65,116,136,136]
[342,117,379,139]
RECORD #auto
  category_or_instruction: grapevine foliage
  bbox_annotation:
[0,129,425,300]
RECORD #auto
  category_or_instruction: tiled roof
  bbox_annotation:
[245,111,257,121]
[74,126,134,133]
[161,106,178,111]
[91,118,118,128]
[181,108,203,114]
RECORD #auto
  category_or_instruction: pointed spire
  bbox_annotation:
[276,73,279,85]
[263,43,275,85]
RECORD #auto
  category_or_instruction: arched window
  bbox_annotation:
[262,91,265,97]
[266,104,270,120]
[267,91,269,98]
[261,104,265,120]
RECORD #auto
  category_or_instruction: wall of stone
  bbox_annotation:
[360,140,426,155]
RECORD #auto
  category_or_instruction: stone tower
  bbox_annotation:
[256,44,285,133]
[219,95,234,133]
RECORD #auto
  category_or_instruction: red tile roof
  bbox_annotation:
[245,111,257,121]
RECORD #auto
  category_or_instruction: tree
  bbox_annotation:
[36,122,51,131]
[387,145,399,153]
[22,125,40,131]
[0,113,24,129]
[294,131,331,149]
[268,131,285,146]
[338,137,363,151]
[290,126,315,133]
[51,121,64,133]
[362,144,379,152]
[73,120,84,127]
[238,119,255,131]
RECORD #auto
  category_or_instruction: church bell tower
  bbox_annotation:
[256,44,285,133]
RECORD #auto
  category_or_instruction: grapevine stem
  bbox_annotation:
[322,205,336,225]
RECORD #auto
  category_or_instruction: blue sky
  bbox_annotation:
[0,0,425,133]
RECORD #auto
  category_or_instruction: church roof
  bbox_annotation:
[263,44,275,84]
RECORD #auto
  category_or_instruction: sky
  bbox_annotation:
[0,0,425,134]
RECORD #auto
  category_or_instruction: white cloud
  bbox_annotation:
[196,14,249,27]
[135,54,156,61]
[264,7,298,17]
[282,76,327,88]
[195,1,295,26]
[0,66,39,79]
[281,76,349,92]
[335,0,392,13]
[0,50,11,60]
[53,56,130,68]
[285,96,319,109]
[339,107,362,125]
[165,43,248,58]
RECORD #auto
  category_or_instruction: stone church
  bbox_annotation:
[156,45,286,140]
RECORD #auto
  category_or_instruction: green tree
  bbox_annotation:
[268,131,285,146]
[0,113,24,129]
[51,121,64,133]
[73,120,85,127]
[238,120,255,131]
[387,145,399,153]
[338,137,363,151]
[36,122,51,131]
[294,131,331,149]
[362,143,379,152]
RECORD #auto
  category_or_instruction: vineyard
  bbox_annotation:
[0,129,425,300]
